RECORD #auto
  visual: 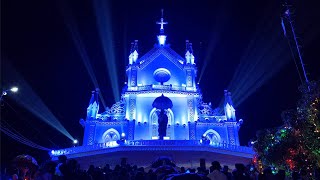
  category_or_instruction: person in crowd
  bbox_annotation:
[232,163,250,180]
[222,166,232,180]
[207,161,227,180]
[54,155,68,179]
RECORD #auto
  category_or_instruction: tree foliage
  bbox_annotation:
[253,81,320,177]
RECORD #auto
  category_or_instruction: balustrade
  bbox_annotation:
[50,140,254,157]
[129,84,189,92]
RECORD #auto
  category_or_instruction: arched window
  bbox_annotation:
[150,108,174,139]
[102,128,120,143]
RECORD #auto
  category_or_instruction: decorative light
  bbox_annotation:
[1,86,19,102]
[10,87,18,92]
[158,35,166,45]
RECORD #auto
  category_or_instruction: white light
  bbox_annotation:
[51,150,55,154]
[10,87,18,93]
[121,133,125,137]
[158,35,166,45]
[104,141,119,148]
[73,139,78,144]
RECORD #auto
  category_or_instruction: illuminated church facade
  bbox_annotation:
[51,13,253,168]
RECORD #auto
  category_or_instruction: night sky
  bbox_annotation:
[1,0,319,166]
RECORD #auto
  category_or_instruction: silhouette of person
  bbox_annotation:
[158,109,168,140]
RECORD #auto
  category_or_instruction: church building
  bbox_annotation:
[51,11,254,169]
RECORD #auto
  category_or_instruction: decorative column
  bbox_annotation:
[129,97,136,120]
[187,97,194,122]
[130,67,137,87]
[128,120,135,140]
[84,123,96,145]
[188,122,196,140]
[227,125,236,145]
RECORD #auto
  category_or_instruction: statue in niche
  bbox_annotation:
[158,109,168,140]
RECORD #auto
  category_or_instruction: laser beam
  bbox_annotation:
[57,0,108,110]
[2,61,75,141]
[93,0,120,102]
[224,13,291,107]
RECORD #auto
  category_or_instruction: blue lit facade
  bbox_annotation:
[81,25,240,147]
[51,14,252,168]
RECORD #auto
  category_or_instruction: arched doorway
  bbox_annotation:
[149,108,174,139]
[102,128,120,143]
[203,129,221,145]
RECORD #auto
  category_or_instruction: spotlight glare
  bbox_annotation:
[121,133,125,137]
[73,139,78,144]
[10,87,18,92]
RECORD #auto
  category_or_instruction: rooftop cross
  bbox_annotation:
[156,9,168,34]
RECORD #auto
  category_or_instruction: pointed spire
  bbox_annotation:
[128,40,139,64]
[88,90,96,106]
[185,40,193,54]
[87,89,100,120]
[133,40,138,52]
[185,40,189,52]
[224,90,234,106]
[224,90,236,121]
[129,42,134,54]
[185,40,195,64]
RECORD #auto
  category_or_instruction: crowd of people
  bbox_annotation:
[1,155,319,180]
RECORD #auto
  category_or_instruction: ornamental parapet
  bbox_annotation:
[127,84,197,92]
[50,140,254,159]
[124,90,200,96]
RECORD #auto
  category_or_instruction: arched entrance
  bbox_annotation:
[203,129,221,145]
[102,128,120,143]
[149,108,174,139]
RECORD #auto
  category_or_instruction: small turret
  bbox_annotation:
[185,40,195,64]
[224,90,236,121]
[86,89,100,120]
[128,40,139,65]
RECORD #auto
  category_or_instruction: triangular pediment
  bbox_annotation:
[137,47,185,70]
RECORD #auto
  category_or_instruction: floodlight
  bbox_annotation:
[10,87,18,92]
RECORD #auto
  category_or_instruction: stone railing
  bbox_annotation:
[50,140,254,157]
[129,85,189,92]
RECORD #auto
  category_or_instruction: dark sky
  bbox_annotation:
[1,0,319,166]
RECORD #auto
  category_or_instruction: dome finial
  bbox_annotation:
[156,9,168,45]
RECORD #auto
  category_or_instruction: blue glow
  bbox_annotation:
[158,35,166,45]
[78,13,242,148]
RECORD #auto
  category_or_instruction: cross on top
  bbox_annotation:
[156,9,168,34]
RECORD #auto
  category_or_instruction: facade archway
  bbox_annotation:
[149,108,174,139]
[102,128,120,143]
[203,129,221,145]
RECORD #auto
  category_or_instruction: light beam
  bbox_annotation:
[57,0,108,110]
[93,0,120,102]
[2,60,75,141]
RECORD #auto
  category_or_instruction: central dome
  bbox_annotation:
[153,68,171,84]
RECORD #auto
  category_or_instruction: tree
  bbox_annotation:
[253,81,320,178]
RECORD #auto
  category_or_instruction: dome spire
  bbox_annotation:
[156,9,168,34]
[156,9,168,45]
